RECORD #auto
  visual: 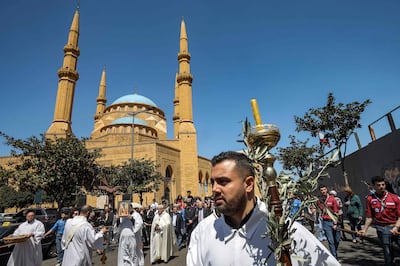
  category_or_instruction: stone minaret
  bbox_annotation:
[47,8,80,137]
[94,68,107,120]
[175,18,199,194]
[173,72,180,139]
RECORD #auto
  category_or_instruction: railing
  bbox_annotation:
[368,105,400,141]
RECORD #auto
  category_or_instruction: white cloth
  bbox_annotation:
[117,216,137,266]
[150,211,176,263]
[7,219,45,266]
[132,211,144,266]
[61,216,104,266]
[187,199,340,266]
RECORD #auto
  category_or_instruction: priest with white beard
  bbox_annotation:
[61,205,106,266]
[7,209,45,266]
[150,204,176,264]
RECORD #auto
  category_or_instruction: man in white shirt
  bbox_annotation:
[7,209,45,266]
[61,205,106,266]
[187,151,341,266]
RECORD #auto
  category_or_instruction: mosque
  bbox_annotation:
[45,8,211,207]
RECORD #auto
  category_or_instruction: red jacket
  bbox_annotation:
[365,191,400,225]
[318,195,339,221]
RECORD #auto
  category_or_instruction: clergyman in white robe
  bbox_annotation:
[150,205,176,263]
[61,215,104,266]
[7,218,45,266]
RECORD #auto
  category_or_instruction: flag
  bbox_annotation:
[319,131,331,148]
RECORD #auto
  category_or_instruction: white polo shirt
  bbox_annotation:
[187,199,340,266]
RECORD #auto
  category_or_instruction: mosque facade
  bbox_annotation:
[45,9,211,206]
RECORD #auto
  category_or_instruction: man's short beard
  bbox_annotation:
[216,190,247,217]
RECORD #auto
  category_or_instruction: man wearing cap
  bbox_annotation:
[132,203,145,266]
[330,190,345,240]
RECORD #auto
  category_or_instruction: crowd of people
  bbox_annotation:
[287,175,400,265]
[3,151,400,265]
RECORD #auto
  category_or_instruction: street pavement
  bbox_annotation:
[43,244,188,266]
[42,223,398,266]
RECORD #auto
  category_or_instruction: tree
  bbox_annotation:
[0,132,101,208]
[277,135,319,178]
[0,185,34,211]
[0,185,17,212]
[101,158,162,205]
[294,92,371,185]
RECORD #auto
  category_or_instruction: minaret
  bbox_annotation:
[176,17,194,125]
[172,73,180,139]
[176,18,198,194]
[46,8,80,137]
[94,68,107,120]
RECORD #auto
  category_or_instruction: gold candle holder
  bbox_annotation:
[248,100,290,266]
[248,123,282,216]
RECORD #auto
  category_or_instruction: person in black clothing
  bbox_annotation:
[184,199,196,245]
[102,205,114,245]
[103,205,114,226]
[143,205,155,246]
[186,190,194,206]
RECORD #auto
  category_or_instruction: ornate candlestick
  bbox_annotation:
[248,99,291,266]
[249,99,281,215]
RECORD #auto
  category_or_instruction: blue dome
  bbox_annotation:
[111,94,157,107]
[110,117,148,126]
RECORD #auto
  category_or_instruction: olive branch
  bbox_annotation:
[241,118,338,265]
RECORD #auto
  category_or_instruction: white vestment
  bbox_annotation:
[61,216,104,266]
[150,211,176,263]
[187,199,341,266]
[117,216,137,266]
[7,219,45,266]
[132,211,144,266]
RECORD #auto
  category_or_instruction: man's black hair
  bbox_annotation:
[371,175,385,185]
[211,151,255,177]
[25,209,35,215]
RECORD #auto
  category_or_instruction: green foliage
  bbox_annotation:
[294,93,371,147]
[277,135,319,178]
[14,190,34,210]
[241,119,338,265]
[99,158,162,195]
[0,186,18,211]
[294,92,371,180]
[0,186,34,211]
[0,132,101,208]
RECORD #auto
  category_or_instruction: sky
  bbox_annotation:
[1,1,399,170]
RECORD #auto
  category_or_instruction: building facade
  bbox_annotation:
[43,9,211,207]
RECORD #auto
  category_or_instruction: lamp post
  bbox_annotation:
[127,107,153,188]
